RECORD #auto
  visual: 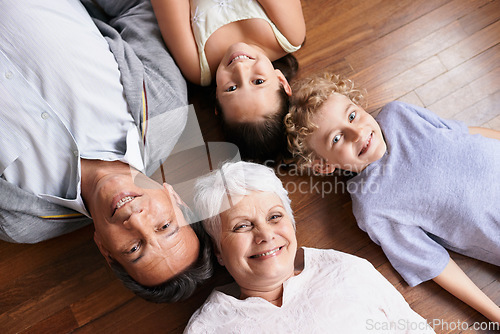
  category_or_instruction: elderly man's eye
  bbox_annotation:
[225,85,237,92]
[127,242,141,254]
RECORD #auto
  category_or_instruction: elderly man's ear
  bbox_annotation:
[163,183,185,207]
[311,159,336,175]
[94,232,113,266]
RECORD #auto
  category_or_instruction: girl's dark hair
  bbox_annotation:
[271,53,299,83]
[109,207,214,303]
[216,54,299,164]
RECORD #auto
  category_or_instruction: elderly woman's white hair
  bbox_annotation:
[194,161,295,249]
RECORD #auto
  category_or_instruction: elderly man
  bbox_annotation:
[0,0,211,302]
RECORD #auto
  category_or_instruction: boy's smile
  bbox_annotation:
[307,93,387,173]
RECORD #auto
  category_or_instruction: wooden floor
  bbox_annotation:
[1,0,499,333]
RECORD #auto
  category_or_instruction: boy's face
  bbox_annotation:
[307,93,387,173]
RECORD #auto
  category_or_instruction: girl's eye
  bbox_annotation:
[332,134,342,144]
[348,111,356,122]
[226,85,237,92]
[253,79,264,85]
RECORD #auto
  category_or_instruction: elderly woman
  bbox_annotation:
[185,161,434,333]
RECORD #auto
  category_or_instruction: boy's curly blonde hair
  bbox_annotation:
[284,72,366,169]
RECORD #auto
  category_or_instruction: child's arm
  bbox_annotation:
[433,258,500,323]
[257,0,306,46]
[150,0,201,85]
[469,126,500,140]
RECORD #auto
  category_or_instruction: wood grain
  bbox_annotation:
[1,0,499,333]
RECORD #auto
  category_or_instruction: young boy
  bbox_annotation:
[285,72,500,323]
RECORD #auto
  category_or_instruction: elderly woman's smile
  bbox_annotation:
[249,245,284,259]
[218,191,297,296]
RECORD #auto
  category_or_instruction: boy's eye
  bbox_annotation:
[332,134,342,144]
[253,78,264,85]
[226,85,237,92]
[348,111,356,122]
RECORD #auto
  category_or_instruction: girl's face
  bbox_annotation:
[215,43,291,124]
[217,191,297,294]
[307,93,387,173]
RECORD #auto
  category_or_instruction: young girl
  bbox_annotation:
[285,72,500,323]
[151,0,306,162]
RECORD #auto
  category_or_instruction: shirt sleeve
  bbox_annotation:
[0,178,91,243]
[365,219,450,287]
[381,101,469,134]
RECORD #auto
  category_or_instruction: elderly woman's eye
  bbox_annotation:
[159,222,170,231]
[269,214,282,221]
[233,223,251,232]
[226,85,237,92]
[253,78,264,85]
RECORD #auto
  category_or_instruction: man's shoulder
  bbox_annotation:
[0,178,91,243]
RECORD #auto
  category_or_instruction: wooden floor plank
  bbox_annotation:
[428,66,500,119]
[18,307,78,334]
[365,0,452,37]
[0,225,93,288]
[70,279,133,327]
[482,114,500,129]
[1,0,499,332]
[397,91,425,109]
[346,0,486,72]
[453,89,500,126]
[0,266,112,333]
[415,43,500,106]
[351,21,467,88]
[361,56,447,111]
[438,19,500,69]
[458,0,500,35]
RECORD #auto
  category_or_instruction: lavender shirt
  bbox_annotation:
[348,101,500,286]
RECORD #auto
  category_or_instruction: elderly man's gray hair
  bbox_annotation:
[194,161,295,249]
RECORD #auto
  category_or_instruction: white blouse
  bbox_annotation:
[184,247,435,333]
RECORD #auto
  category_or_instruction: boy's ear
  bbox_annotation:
[275,69,292,96]
[311,159,336,175]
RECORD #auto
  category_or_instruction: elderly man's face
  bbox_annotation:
[89,171,200,286]
[218,191,297,293]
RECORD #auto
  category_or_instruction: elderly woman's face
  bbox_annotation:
[218,191,297,292]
